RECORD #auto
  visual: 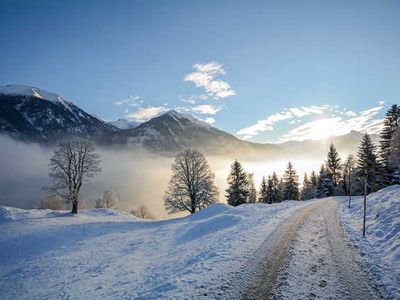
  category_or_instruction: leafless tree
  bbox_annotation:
[95,190,119,209]
[49,140,101,214]
[131,205,154,219]
[164,149,219,214]
[344,154,356,208]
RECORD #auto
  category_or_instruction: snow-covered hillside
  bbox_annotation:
[0,201,311,299]
[341,185,400,297]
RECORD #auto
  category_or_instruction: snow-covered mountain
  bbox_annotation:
[119,110,269,154]
[0,84,118,143]
[109,118,140,130]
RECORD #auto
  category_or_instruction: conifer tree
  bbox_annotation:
[226,160,248,206]
[326,143,342,188]
[246,173,257,203]
[357,133,379,193]
[379,105,400,185]
[317,164,333,198]
[389,128,400,180]
[301,172,315,200]
[282,162,300,200]
[259,176,268,203]
[278,177,285,202]
[266,175,274,204]
[271,172,281,203]
[310,170,318,187]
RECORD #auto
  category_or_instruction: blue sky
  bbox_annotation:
[1,0,400,142]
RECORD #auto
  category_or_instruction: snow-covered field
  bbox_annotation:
[0,186,399,299]
[341,185,400,298]
[0,201,312,299]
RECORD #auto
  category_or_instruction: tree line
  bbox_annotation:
[46,105,400,216]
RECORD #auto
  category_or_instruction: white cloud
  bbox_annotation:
[191,104,222,115]
[237,105,331,139]
[113,95,142,106]
[237,111,293,138]
[125,106,168,122]
[279,103,385,142]
[184,61,236,99]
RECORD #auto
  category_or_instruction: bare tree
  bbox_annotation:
[131,205,154,219]
[344,154,356,208]
[164,149,219,214]
[95,190,119,209]
[49,140,101,214]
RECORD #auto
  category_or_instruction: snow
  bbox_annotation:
[0,84,74,108]
[0,201,311,299]
[110,118,140,129]
[341,185,400,298]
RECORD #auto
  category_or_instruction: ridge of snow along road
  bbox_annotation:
[0,201,314,299]
[341,185,400,298]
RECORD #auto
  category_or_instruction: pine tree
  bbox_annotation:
[271,172,281,203]
[282,162,300,200]
[310,170,318,187]
[379,104,400,185]
[259,176,268,203]
[301,172,315,200]
[317,164,333,198]
[278,177,285,202]
[246,173,257,203]
[389,128,400,180]
[357,133,379,193]
[226,160,248,206]
[266,175,274,204]
[326,143,342,188]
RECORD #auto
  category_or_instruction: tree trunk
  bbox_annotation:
[363,180,367,237]
[72,199,78,214]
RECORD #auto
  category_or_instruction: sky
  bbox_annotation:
[1,0,400,143]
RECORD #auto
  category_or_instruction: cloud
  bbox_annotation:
[237,105,331,139]
[279,103,385,142]
[125,106,168,122]
[203,117,216,125]
[113,95,142,106]
[191,104,222,115]
[184,62,236,99]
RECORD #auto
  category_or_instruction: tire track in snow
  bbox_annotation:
[242,199,387,299]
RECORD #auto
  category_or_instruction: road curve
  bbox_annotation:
[242,199,386,299]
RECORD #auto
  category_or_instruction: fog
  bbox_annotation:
[0,136,327,219]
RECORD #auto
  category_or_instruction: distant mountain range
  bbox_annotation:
[0,84,379,157]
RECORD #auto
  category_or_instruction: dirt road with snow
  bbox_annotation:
[243,199,387,299]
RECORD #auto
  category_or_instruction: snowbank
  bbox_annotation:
[0,201,311,299]
[341,185,400,297]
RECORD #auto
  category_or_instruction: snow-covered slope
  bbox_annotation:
[0,201,311,299]
[0,84,118,143]
[341,185,400,297]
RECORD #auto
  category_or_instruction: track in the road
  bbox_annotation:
[242,199,386,300]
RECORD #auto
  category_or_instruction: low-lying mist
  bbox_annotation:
[0,136,327,219]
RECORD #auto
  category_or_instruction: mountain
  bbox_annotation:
[0,84,118,143]
[119,110,263,154]
[110,119,140,130]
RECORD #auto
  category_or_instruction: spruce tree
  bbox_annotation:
[389,128,400,180]
[379,104,400,185]
[326,143,342,188]
[246,173,257,203]
[266,175,274,204]
[226,160,248,206]
[317,164,333,198]
[278,177,285,202]
[357,133,379,193]
[259,176,268,203]
[271,172,281,203]
[282,162,300,200]
[301,172,315,200]
[343,154,356,208]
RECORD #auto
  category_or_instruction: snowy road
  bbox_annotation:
[243,199,386,299]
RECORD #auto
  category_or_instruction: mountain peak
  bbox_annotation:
[0,84,72,106]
